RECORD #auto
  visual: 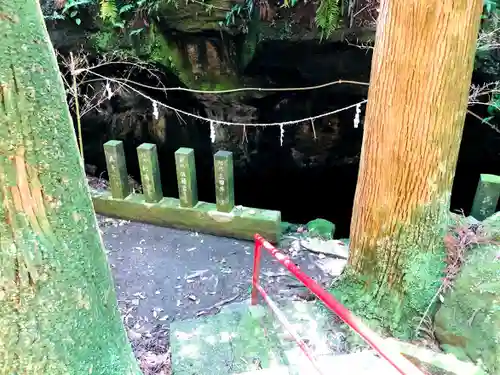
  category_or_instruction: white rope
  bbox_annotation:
[76,66,370,95]
[80,70,368,127]
[157,98,367,127]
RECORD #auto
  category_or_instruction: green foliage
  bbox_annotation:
[475,0,500,124]
[483,92,500,124]
[99,0,119,22]
[484,0,498,14]
[315,0,341,40]
[44,0,93,25]
[97,0,171,33]
[221,0,254,28]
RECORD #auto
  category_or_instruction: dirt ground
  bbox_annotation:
[98,215,338,375]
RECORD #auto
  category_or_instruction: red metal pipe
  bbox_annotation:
[253,233,425,375]
[254,283,325,375]
[251,240,262,305]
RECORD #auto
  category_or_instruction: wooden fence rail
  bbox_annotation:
[90,142,500,243]
[90,140,281,242]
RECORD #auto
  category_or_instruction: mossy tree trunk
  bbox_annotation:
[346,0,483,336]
[0,2,141,374]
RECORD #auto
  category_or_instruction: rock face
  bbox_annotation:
[434,213,500,374]
[40,0,500,236]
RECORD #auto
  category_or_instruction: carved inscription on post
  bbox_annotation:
[214,151,234,212]
[175,148,198,208]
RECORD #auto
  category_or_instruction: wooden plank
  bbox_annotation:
[214,151,235,212]
[175,147,198,208]
[470,174,500,220]
[91,191,281,243]
[137,143,163,203]
[104,140,130,199]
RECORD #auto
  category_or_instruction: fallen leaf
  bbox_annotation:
[185,269,209,279]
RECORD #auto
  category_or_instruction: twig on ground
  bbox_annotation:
[195,294,240,316]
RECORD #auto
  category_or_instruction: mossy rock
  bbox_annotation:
[306,218,335,240]
[158,0,236,33]
[483,211,500,241]
[434,237,500,374]
[280,221,300,235]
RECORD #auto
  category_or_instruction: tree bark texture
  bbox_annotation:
[0,1,141,374]
[348,0,483,309]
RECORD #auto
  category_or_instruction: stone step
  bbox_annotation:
[171,298,407,375]
[233,350,402,375]
[170,302,288,375]
[232,365,290,375]
[269,300,343,359]
[286,349,402,375]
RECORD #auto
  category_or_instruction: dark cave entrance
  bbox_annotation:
[76,42,500,239]
[83,105,500,240]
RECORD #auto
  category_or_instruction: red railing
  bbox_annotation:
[251,233,425,375]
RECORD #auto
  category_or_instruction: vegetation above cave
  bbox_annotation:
[43,0,352,42]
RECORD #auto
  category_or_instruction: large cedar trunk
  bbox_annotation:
[347,1,483,333]
[0,2,141,373]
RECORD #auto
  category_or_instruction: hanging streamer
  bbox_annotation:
[105,81,113,100]
[242,124,248,144]
[310,119,317,140]
[353,102,361,128]
[152,101,159,120]
[279,124,284,146]
[210,121,216,143]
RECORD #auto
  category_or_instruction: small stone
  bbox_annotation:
[127,329,142,341]
[300,238,349,258]
[306,218,336,240]
[315,258,347,277]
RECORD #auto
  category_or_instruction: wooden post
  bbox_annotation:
[137,143,163,203]
[214,151,235,212]
[104,140,130,199]
[175,147,198,208]
[470,174,500,220]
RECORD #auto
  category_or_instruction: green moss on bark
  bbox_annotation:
[329,198,450,339]
[0,2,141,374]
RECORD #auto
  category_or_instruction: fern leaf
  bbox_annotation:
[119,4,135,14]
[99,0,118,22]
[315,0,340,40]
